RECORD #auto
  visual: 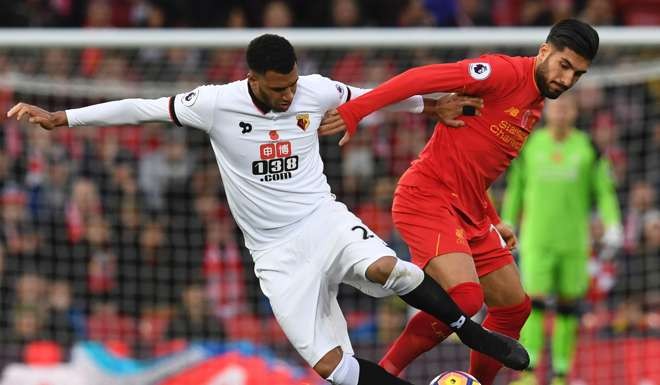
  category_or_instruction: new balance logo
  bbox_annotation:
[505,107,520,118]
[450,315,466,329]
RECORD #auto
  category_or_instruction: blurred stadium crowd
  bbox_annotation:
[0,0,658,377]
[0,0,659,28]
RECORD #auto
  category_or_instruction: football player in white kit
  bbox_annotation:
[8,34,528,385]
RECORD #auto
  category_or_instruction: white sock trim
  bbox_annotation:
[326,353,360,385]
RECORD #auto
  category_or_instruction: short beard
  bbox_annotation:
[535,60,563,99]
[272,103,292,112]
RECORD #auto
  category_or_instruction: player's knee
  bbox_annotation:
[509,295,533,322]
[381,259,424,295]
[556,301,581,317]
[365,256,398,285]
[447,281,485,317]
[520,295,533,320]
[318,350,361,385]
[531,297,547,311]
[314,346,344,379]
[501,296,533,331]
[487,295,532,332]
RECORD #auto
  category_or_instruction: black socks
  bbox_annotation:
[356,358,414,385]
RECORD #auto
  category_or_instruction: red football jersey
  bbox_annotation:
[337,54,544,231]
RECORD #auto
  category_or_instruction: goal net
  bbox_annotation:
[0,28,658,385]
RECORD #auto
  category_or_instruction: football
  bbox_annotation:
[429,371,481,385]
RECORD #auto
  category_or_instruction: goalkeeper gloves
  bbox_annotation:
[600,224,623,260]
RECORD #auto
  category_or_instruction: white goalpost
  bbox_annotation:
[1,26,659,47]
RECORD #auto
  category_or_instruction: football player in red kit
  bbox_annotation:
[319,19,599,385]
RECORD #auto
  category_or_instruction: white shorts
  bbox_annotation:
[251,200,397,367]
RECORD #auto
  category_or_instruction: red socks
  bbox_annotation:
[379,282,484,375]
[469,296,531,385]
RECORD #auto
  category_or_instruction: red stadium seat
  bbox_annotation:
[153,339,188,357]
[104,340,131,357]
[225,314,262,343]
[23,340,62,365]
[140,311,172,344]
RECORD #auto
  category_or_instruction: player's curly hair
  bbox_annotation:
[546,19,599,61]
[246,34,297,75]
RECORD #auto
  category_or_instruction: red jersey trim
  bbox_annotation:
[530,57,541,96]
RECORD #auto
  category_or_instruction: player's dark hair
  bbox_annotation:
[246,34,297,75]
[546,19,599,61]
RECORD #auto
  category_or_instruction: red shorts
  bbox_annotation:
[392,185,514,277]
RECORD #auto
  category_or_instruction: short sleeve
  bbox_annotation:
[169,85,220,132]
[306,75,351,111]
[331,80,353,106]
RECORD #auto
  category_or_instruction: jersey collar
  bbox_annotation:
[247,82,271,114]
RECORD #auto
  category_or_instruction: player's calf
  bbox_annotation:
[470,296,532,384]
[400,268,529,370]
[368,258,529,370]
[380,281,485,375]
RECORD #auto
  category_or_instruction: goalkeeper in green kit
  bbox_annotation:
[504,93,622,385]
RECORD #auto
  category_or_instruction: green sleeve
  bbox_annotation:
[592,150,621,228]
[501,152,525,229]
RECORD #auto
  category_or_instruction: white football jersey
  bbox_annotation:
[170,75,422,250]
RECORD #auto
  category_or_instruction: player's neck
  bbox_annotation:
[549,126,572,142]
[247,82,271,114]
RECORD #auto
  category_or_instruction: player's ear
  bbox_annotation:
[538,43,552,61]
[247,71,260,90]
[250,70,266,82]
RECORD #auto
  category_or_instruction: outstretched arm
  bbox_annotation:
[321,56,519,145]
[8,103,69,130]
[319,93,483,145]
[343,84,426,114]
[320,61,496,145]
[337,63,475,135]
[8,85,218,132]
[7,98,172,130]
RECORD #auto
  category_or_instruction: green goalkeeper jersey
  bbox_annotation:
[501,128,621,252]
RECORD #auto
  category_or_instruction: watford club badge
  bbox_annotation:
[296,113,310,131]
